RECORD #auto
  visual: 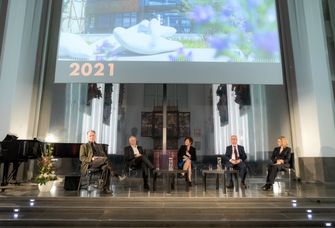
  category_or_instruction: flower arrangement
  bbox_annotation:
[36,145,57,185]
[184,0,280,61]
[169,47,193,62]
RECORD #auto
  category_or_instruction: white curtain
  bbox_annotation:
[212,84,269,160]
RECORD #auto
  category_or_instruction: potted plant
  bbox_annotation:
[36,145,57,192]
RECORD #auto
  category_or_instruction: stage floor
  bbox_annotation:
[0,176,334,198]
[1,176,335,227]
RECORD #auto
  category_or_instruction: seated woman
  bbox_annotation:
[178,137,197,186]
[261,136,292,191]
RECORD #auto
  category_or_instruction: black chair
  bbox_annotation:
[123,158,152,191]
[177,160,198,185]
[124,163,140,177]
[77,167,103,191]
[274,152,297,191]
[123,151,152,179]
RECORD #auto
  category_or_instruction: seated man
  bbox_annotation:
[261,136,292,191]
[124,136,154,191]
[224,135,248,189]
[79,130,125,194]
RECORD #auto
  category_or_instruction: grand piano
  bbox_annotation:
[0,137,43,185]
[0,138,108,186]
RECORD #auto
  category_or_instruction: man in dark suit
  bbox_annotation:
[224,135,248,189]
[80,130,125,194]
[124,136,154,190]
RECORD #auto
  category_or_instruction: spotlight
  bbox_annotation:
[325,222,332,227]
[291,199,297,203]
[307,214,312,219]
[292,203,297,207]
[306,209,312,213]
[13,209,19,213]
[13,213,19,219]
[45,133,57,143]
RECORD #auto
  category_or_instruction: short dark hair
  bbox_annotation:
[184,136,193,145]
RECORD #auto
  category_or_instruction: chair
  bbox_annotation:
[128,166,142,178]
[77,167,103,191]
[177,160,198,184]
[123,160,140,177]
[274,152,297,191]
[123,160,151,190]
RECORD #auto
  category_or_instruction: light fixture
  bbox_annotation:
[45,133,57,143]
[13,209,19,219]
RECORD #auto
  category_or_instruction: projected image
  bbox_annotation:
[58,0,280,63]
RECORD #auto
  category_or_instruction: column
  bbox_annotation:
[287,0,335,182]
[0,0,44,139]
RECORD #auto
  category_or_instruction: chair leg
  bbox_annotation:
[87,173,92,187]
[77,175,83,191]
[193,167,197,185]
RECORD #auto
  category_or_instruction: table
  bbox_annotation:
[202,169,239,194]
[153,169,189,193]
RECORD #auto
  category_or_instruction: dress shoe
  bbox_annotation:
[226,184,234,189]
[102,188,113,194]
[9,179,18,185]
[261,184,272,191]
[144,183,150,191]
[241,182,247,189]
[188,181,192,187]
[1,182,8,186]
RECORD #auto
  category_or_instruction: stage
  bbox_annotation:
[0,176,335,227]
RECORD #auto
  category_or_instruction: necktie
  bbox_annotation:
[233,146,239,160]
[91,143,98,156]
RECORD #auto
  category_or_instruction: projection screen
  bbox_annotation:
[54,0,283,84]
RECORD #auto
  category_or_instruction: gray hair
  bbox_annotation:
[87,130,96,135]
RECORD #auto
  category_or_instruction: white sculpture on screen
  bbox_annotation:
[113,18,182,55]
[58,18,183,59]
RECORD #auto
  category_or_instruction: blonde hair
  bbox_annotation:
[279,136,288,148]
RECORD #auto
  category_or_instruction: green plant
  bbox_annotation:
[35,145,57,185]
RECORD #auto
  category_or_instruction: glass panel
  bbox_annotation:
[322,0,335,114]
[0,0,8,69]
[38,83,291,158]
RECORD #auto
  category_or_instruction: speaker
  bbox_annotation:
[64,175,80,191]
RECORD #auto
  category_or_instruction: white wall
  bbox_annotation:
[0,0,43,140]
[288,0,335,158]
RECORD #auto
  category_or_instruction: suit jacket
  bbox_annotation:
[124,145,145,164]
[178,145,197,161]
[271,146,291,168]
[79,142,106,174]
[224,145,247,163]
